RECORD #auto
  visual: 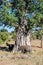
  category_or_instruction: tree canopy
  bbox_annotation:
[0,0,43,29]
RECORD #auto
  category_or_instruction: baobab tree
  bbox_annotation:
[0,0,43,52]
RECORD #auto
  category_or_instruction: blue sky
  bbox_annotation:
[5,27,15,32]
[0,25,15,33]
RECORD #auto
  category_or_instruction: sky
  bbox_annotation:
[0,25,15,33]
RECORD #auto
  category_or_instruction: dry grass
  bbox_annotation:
[0,39,43,65]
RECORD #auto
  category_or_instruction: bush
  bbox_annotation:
[0,38,3,44]
[0,32,9,42]
[12,32,16,40]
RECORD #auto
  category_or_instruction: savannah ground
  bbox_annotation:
[0,39,43,65]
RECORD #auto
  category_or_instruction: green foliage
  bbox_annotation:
[0,31,9,42]
[12,31,16,40]
[0,38,3,44]
[0,0,43,30]
[31,30,42,39]
[0,29,8,32]
[0,5,19,27]
[37,0,43,2]
[0,0,3,5]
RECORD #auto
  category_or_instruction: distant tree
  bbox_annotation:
[0,29,8,32]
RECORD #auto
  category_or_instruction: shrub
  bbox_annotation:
[0,32,9,42]
[0,38,3,44]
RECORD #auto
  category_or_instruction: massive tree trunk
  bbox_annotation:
[13,17,31,53]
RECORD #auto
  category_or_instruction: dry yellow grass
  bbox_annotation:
[0,39,43,65]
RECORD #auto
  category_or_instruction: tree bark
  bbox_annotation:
[13,17,31,53]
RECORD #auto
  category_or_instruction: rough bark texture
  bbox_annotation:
[13,17,31,53]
